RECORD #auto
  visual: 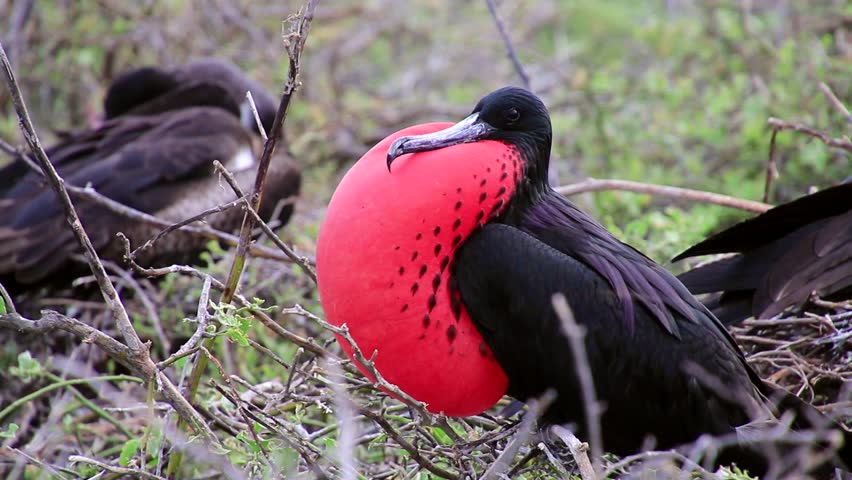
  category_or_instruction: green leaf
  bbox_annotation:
[10,352,43,382]
[119,438,141,467]
[0,423,18,439]
[0,294,6,314]
[431,427,453,446]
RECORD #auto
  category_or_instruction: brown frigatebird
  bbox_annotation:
[0,60,300,291]
[317,87,852,476]
[675,182,852,325]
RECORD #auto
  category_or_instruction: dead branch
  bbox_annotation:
[481,391,555,480]
[284,304,432,419]
[214,160,317,282]
[767,117,852,154]
[819,82,852,125]
[357,407,459,480]
[484,0,531,91]
[764,128,780,203]
[549,426,597,480]
[555,178,772,213]
[221,0,318,302]
[552,294,603,474]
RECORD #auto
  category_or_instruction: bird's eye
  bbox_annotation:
[505,108,520,124]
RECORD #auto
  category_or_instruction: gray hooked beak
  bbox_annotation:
[386,113,496,171]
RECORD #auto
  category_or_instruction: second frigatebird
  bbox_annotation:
[317,87,852,475]
[675,182,852,325]
[0,60,300,292]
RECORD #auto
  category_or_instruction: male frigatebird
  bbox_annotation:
[317,87,852,475]
[675,182,852,325]
[0,60,299,291]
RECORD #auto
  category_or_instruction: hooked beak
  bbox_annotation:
[386,113,496,171]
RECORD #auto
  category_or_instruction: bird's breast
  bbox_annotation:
[317,123,523,416]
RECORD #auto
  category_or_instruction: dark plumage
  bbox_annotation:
[380,87,852,475]
[674,182,852,325]
[0,60,299,292]
[103,58,278,134]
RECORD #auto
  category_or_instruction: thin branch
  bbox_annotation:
[131,193,248,259]
[484,0,531,91]
[552,294,602,474]
[60,184,296,263]
[549,426,597,480]
[481,391,555,480]
[0,281,16,314]
[284,304,432,420]
[246,91,269,141]
[555,178,772,213]
[69,455,168,480]
[358,407,459,480]
[0,39,143,353]
[214,161,316,282]
[819,82,852,125]
[767,117,852,154]
[221,0,318,302]
[763,128,780,203]
[0,136,18,157]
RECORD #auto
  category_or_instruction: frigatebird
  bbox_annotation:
[0,59,278,195]
[317,87,852,475]
[675,182,852,324]
[0,60,299,291]
[101,58,277,134]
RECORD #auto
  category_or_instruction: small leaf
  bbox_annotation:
[119,438,140,467]
[0,423,19,439]
[10,352,43,382]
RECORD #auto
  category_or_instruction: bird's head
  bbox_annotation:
[387,87,552,185]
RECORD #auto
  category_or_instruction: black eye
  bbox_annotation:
[505,108,520,123]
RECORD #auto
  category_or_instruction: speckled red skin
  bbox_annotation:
[317,123,525,416]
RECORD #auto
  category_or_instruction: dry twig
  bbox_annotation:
[552,294,603,474]
[484,0,531,91]
[555,178,772,213]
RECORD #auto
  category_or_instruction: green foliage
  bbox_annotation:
[10,351,44,383]
[211,297,276,347]
[0,423,18,439]
[118,438,141,467]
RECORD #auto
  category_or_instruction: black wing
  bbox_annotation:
[673,183,852,260]
[675,183,852,322]
[453,222,762,454]
[0,108,249,284]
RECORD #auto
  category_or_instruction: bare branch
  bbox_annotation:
[284,304,432,419]
[819,82,852,125]
[549,426,598,480]
[767,117,852,154]
[481,391,555,480]
[221,0,318,302]
[553,294,603,474]
[214,161,316,282]
[763,128,780,203]
[0,310,217,443]
[484,0,531,91]
[555,178,772,213]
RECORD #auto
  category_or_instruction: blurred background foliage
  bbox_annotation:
[2,0,850,266]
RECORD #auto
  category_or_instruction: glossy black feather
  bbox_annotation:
[675,183,852,323]
[454,223,759,453]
